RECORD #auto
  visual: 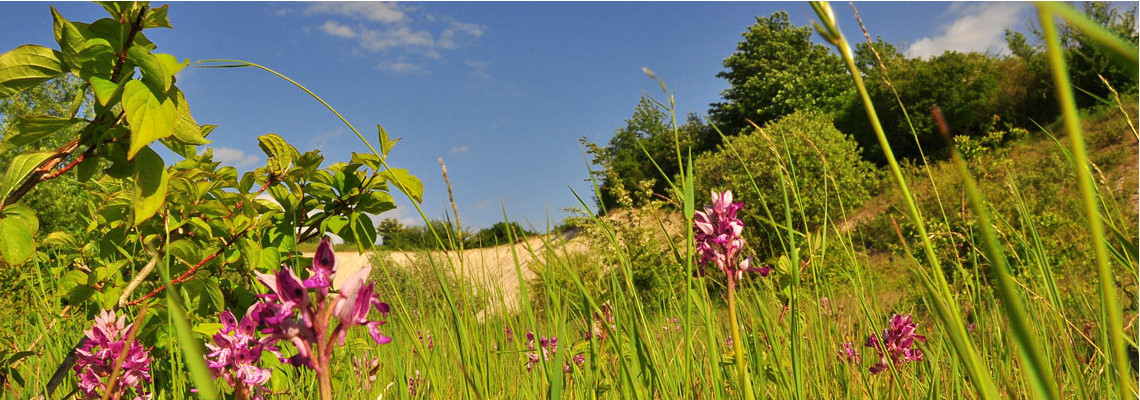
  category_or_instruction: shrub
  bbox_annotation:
[693,110,878,259]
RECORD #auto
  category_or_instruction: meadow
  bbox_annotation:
[0,2,1137,399]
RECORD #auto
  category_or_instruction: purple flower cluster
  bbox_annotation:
[73,310,152,400]
[412,330,434,357]
[585,301,615,342]
[865,314,926,374]
[205,309,277,399]
[837,341,861,365]
[248,238,392,370]
[524,331,557,372]
[694,190,769,281]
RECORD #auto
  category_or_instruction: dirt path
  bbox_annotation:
[306,236,584,312]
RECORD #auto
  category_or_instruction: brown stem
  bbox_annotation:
[316,305,333,400]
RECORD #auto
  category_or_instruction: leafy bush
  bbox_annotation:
[693,110,878,259]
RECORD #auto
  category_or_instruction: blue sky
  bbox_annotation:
[0,2,1057,231]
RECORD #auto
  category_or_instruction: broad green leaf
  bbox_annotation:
[1,204,39,237]
[143,5,172,29]
[88,75,119,106]
[52,7,85,57]
[257,133,297,172]
[0,217,35,265]
[238,237,262,269]
[127,45,171,92]
[202,279,224,313]
[377,124,401,157]
[193,323,224,338]
[122,79,176,159]
[154,53,187,76]
[2,115,85,151]
[131,146,168,226]
[0,45,66,98]
[357,191,396,214]
[382,168,423,203]
[0,151,53,203]
[259,246,281,271]
[170,87,210,145]
[342,212,376,250]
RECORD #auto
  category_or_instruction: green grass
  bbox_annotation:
[2,3,1137,399]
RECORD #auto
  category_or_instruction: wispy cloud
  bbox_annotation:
[320,20,356,38]
[298,2,486,73]
[472,199,492,211]
[211,147,261,168]
[906,3,1029,58]
[450,146,468,154]
[307,129,345,150]
[305,2,408,24]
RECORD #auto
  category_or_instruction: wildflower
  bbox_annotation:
[407,369,422,396]
[693,190,770,281]
[505,325,514,344]
[73,309,153,400]
[837,342,861,365]
[865,314,926,374]
[524,331,558,372]
[563,353,586,373]
[819,297,833,316]
[412,330,434,357]
[352,356,381,391]
[206,309,276,400]
[251,237,392,399]
[586,301,614,342]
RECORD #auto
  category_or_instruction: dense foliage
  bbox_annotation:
[693,110,877,259]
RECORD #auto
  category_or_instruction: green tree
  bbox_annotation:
[1061,1,1138,106]
[834,50,1010,163]
[586,96,712,210]
[0,76,95,239]
[709,11,851,136]
[694,110,877,259]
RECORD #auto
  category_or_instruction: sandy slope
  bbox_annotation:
[306,235,583,312]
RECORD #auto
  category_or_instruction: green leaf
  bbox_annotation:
[143,5,172,29]
[2,115,85,152]
[154,53,188,76]
[238,237,262,269]
[123,79,176,159]
[0,217,34,265]
[257,133,297,172]
[357,191,396,214]
[170,87,210,145]
[127,45,171,92]
[0,45,67,98]
[377,124,401,157]
[0,151,54,203]
[1,204,40,237]
[382,168,423,203]
[259,246,281,271]
[51,7,85,57]
[88,76,119,106]
[131,146,168,226]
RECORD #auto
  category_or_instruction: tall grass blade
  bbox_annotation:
[1036,5,1137,396]
[934,108,1059,400]
[807,2,1000,398]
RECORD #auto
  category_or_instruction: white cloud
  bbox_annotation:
[906,3,1029,58]
[305,2,408,24]
[472,199,492,211]
[320,20,356,38]
[439,20,485,49]
[450,146,468,154]
[359,26,434,51]
[378,61,424,73]
[299,3,486,73]
[211,147,261,168]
